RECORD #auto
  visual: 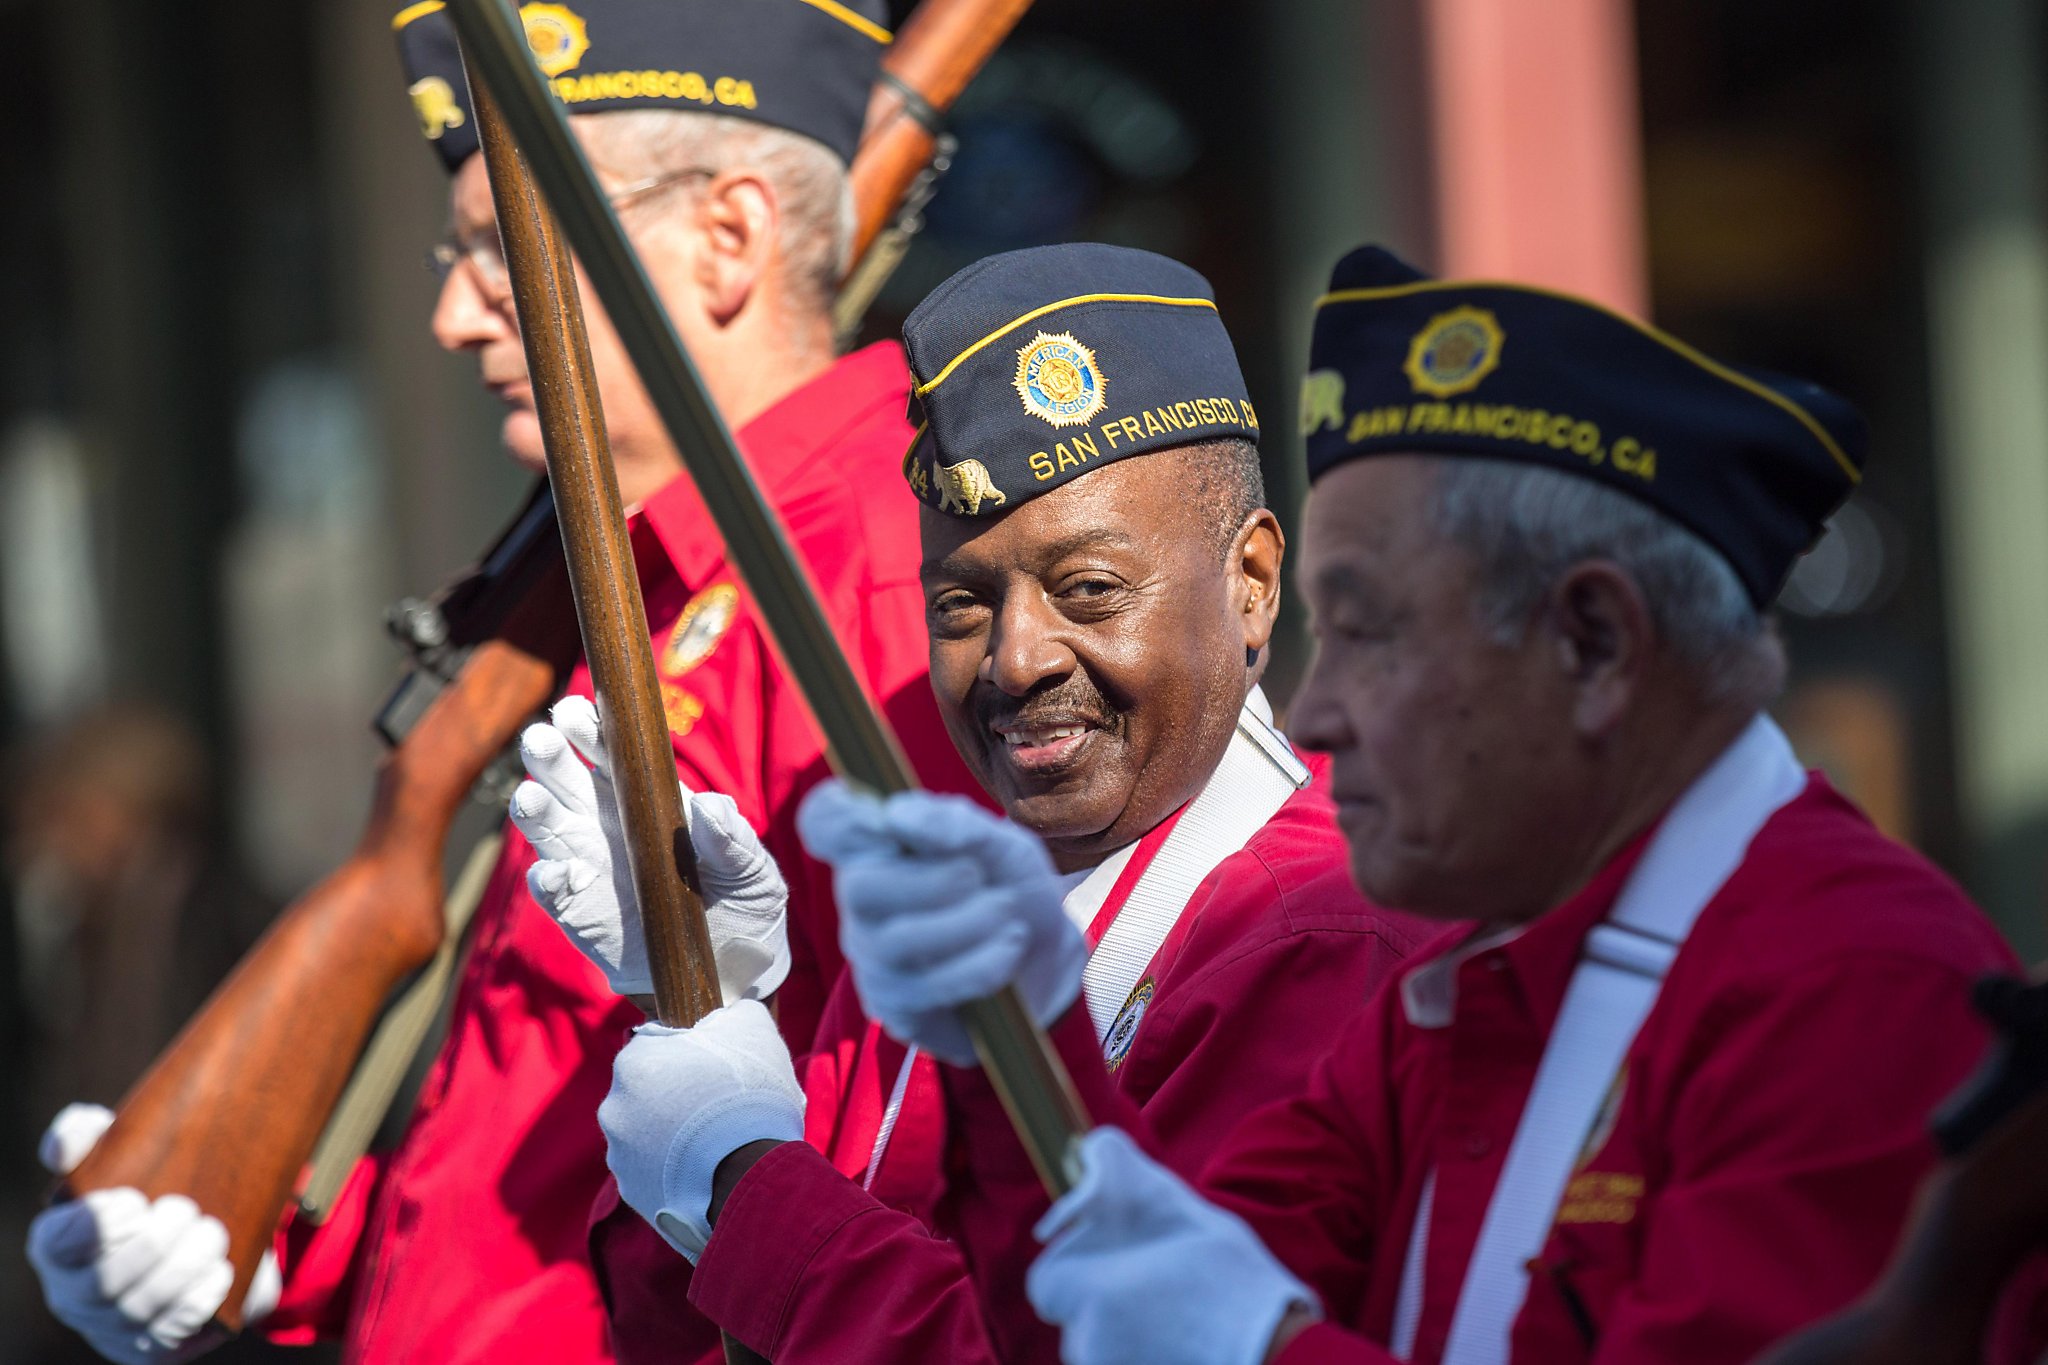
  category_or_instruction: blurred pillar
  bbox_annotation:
[1417,0,1648,314]
[1913,0,2048,953]
[1257,0,1428,708]
[45,0,236,746]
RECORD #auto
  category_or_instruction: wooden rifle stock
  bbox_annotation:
[57,0,1034,1335]
[848,0,1036,262]
[834,0,1037,334]
[60,557,578,1326]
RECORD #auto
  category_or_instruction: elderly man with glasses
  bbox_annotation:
[25,2,976,1362]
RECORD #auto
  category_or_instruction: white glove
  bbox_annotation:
[511,694,791,1003]
[598,998,804,1263]
[796,780,1084,1067]
[1028,1128,1318,1365]
[40,1101,118,1177]
[27,1104,281,1365]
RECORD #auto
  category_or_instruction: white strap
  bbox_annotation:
[1401,716,1805,1363]
[862,1042,920,1191]
[1082,699,1310,1042]
[1389,1169,1436,1359]
[862,696,1309,1187]
[1062,842,1141,935]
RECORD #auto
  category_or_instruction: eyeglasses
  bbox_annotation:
[425,166,716,293]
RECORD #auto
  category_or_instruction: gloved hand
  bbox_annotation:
[796,780,1084,1067]
[26,1104,282,1365]
[511,694,791,1003]
[599,998,804,1263]
[1028,1128,1319,1365]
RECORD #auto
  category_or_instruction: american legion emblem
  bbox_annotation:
[1013,331,1107,428]
[520,2,591,77]
[1403,305,1504,399]
[663,582,739,677]
[1102,977,1155,1073]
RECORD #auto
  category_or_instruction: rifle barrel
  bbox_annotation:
[442,0,1088,1195]
[465,63,722,1030]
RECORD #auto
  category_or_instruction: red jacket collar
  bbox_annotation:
[1399,821,1654,1038]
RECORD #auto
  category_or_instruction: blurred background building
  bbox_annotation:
[0,0,2043,1352]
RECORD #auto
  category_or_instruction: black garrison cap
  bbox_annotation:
[901,243,1261,519]
[1301,246,1867,607]
[393,0,888,171]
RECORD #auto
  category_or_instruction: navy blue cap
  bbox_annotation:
[393,0,888,171]
[1301,246,1867,607]
[901,244,1260,518]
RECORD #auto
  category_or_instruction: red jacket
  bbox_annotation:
[944,774,2019,1365]
[265,343,979,1364]
[595,766,1434,1364]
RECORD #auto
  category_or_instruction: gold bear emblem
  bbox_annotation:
[409,77,467,141]
[1299,369,1347,436]
[935,458,1007,516]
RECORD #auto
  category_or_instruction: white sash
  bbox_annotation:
[1391,715,1806,1362]
[862,693,1310,1188]
[1082,697,1310,1042]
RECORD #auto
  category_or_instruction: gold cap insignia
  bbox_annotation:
[933,457,1007,516]
[1013,331,1107,429]
[409,76,467,140]
[662,582,739,677]
[1299,369,1347,436]
[519,2,590,77]
[1405,305,1504,398]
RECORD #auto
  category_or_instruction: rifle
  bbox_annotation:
[835,0,1036,336]
[464,55,725,1025]
[59,0,1036,1327]
[463,57,759,1363]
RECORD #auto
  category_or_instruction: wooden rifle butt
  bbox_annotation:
[60,616,575,1325]
[847,0,1038,260]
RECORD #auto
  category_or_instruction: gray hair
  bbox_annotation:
[574,108,855,318]
[1184,437,1268,559]
[1427,458,1786,708]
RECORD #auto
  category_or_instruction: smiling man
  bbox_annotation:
[847,246,2022,1365]
[521,243,1430,1363]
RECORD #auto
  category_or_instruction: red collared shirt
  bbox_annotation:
[266,342,979,1364]
[951,774,2017,1364]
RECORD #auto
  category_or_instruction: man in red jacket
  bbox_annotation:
[24,2,977,1363]
[811,246,2022,1365]
[518,242,1431,1363]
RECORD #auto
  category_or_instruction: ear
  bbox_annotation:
[1230,509,1286,656]
[1542,560,1651,738]
[690,169,777,325]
